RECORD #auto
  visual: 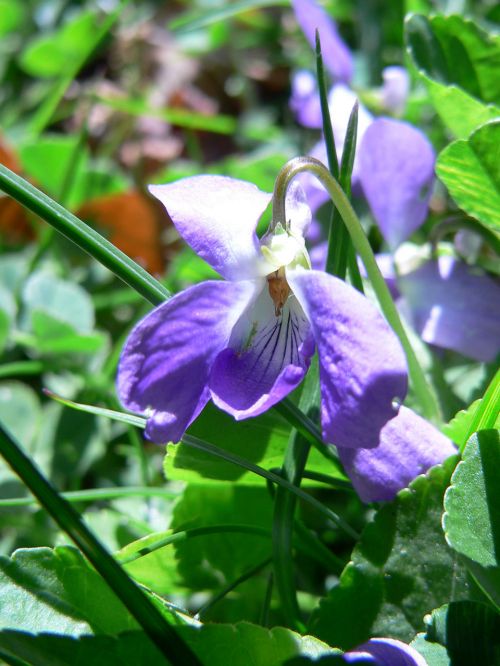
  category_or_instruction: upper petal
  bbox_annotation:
[209,283,314,419]
[345,637,428,665]
[117,280,258,443]
[287,269,408,449]
[381,66,410,115]
[337,406,457,502]
[398,256,500,362]
[291,0,353,82]
[149,176,272,280]
[358,119,435,248]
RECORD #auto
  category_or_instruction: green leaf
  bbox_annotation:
[29,311,106,355]
[0,0,24,35]
[0,622,333,666]
[443,430,500,608]
[436,120,500,234]
[412,601,500,666]
[308,456,472,649]
[165,403,347,486]
[0,546,138,635]
[0,382,41,452]
[22,271,95,334]
[425,79,500,139]
[405,14,500,104]
[443,380,500,451]
[19,12,101,79]
[170,485,273,593]
[19,136,126,209]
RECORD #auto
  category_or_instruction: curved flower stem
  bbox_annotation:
[272,156,440,422]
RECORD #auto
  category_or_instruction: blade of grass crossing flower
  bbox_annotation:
[182,435,359,539]
[0,164,169,306]
[42,393,359,538]
[272,357,320,631]
[0,423,202,666]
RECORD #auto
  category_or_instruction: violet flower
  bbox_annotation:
[343,637,427,665]
[117,175,456,502]
[118,175,406,447]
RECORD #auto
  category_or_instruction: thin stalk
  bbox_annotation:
[272,360,320,631]
[0,423,202,666]
[40,394,359,539]
[194,556,272,620]
[118,525,271,566]
[272,157,440,422]
[182,434,359,540]
[259,573,274,627]
[0,486,180,508]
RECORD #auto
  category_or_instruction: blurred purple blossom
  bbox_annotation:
[290,0,435,249]
[344,637,428,665]
[291,0,353,83]
[398,255,500,362]
[117,175,455,502]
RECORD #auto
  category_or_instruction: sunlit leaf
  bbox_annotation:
[308,456,471,649]
[443,430,500,608]
[436,120,500,234]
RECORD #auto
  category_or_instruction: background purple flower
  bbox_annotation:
[292,0,353,83]
[344,637,428,665]
[290,0,435,250]
[398,255,500,362]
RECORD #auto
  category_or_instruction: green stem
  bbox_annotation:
[0,423,202,666]
[118,525,271,565]
[272,157,440,422]
[195,557,272,620]
[0,486,180,508]
[272,359,320,631]
[182,434,359,539]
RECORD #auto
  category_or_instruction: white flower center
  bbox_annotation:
[260,223,311,315]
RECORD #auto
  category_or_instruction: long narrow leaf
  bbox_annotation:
[0,423,202,666]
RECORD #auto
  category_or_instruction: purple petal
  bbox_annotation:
[117,280,257,443]
[398,256,500,362]
[290,70,322,128]
[381,66,410,115]
[358,119,435,248]
[287,269,408,449]
[292,0,353,82]
[357,253,400,300]
[337,406,457,502]
[149,176,271,280]
[210,285,314,419]
[345,638,428,665]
